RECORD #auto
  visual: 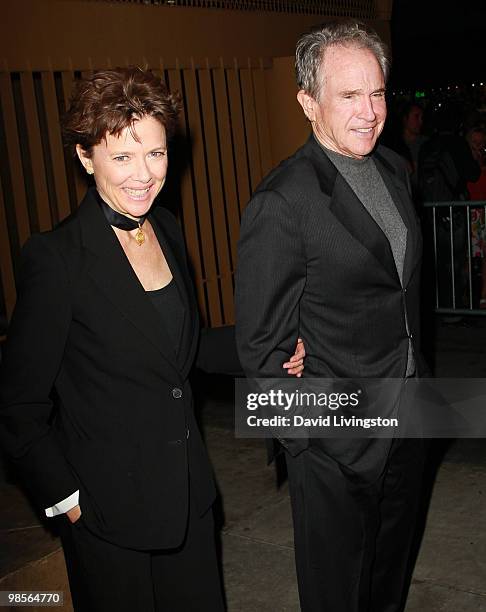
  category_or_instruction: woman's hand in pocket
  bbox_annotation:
[66,504,82,524]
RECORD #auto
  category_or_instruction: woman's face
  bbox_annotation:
[77,115,168,220]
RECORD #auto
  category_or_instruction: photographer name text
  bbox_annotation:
[247,414,398,429]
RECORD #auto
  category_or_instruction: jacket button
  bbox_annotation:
[172,388,183,399]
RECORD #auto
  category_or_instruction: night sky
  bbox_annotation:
[390,0,486,88]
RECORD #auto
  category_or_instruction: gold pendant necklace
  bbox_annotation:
[135,223,145,246]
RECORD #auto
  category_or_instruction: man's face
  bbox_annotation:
[404,106,423,136]
[298,45,387,159]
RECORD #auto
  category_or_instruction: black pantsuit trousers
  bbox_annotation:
[285,438,424,612]
[57,504,224,612]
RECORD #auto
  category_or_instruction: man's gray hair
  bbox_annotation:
[295,21,390,100]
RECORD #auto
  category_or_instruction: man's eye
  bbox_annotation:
[114,155,129,162]
[149,151,166,158]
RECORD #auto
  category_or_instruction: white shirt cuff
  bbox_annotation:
[44,490,79,517]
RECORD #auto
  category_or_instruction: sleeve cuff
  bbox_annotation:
[44,490,79,517]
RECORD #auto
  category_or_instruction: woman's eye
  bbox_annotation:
[149,151,166,158]
[114,155,129,162]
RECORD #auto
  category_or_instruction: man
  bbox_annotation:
[236,22,426,612]
[402,103,426,162]
[396,102,428,201]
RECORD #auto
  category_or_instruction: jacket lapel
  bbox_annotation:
[77,189,183,382]
[305,137,400,284]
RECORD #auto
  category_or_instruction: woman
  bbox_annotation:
[0,68,304,611]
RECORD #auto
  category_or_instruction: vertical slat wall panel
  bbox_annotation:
[60,71,75,113]
[0,174,16,319]
[239,66,262,192]
[212,63,240,268]
[252,64,273,178]
[41,71,71,221]
[183,64,222,327]
[226,63,252,215]
[0,73,31,245]
[198,64,234,322]
[166,66,208,325]
[60,71,87,207]
[0,59,273,326]
[19,72,52,231]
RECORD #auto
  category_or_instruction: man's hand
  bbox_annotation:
[282,338,306,377]
[66,504,82,524]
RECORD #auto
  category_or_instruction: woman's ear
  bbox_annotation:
[76,144,94,175]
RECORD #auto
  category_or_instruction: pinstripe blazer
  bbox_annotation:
[235,135,425,481]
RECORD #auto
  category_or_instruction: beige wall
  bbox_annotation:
[1,1,391,71]
[265,56,310,165]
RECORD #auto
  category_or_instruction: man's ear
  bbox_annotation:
[297,90,317,123]
[76,144,94,175]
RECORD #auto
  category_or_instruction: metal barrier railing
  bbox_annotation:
[423,200,486,315]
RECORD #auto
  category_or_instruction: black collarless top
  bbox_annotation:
[146,279,184,361]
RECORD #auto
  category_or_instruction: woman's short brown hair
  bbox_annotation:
[63,67,181,157]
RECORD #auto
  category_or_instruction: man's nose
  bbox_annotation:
[358,96,377,121]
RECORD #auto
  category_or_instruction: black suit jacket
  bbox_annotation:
[236,135,426,481]
[0,188,215,550]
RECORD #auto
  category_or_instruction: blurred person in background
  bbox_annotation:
[466,126,486,307]
[418,102,480,312]
[386,101,428,204]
